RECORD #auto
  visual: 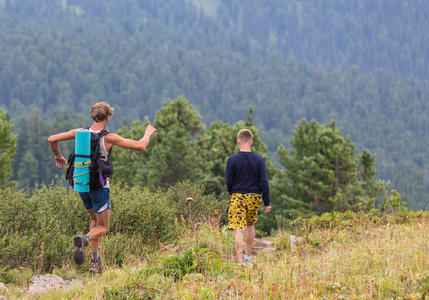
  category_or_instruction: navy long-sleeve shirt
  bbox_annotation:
[225,151,270,206]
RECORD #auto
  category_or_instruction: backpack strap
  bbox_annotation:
[94,129,112,157]
[73,158,91,185]
[74,160,91,167]
[74,154,91,168]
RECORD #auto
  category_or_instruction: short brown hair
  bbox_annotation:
[91,102,114,122]
[237,129,253,143]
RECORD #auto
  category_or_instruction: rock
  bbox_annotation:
[250,240,276,255]
[260,247,276,253]
[290,235,304,250]
[28,275,83,297]
[219,290,235,298]
[0,282,8,300]
[259,240,274,247]
[163,244,176,251]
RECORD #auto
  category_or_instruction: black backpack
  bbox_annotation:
[66,127,114,190]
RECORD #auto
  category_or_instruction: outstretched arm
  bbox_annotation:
[48,129,78,169]
[104,124,157,151]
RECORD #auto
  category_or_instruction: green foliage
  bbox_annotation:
[102,270,170,299]
[112,99,275,200]
[270,119,388,221]
[103,285,147,300]
[110,119,151,188]
[198,106,277,196]
[0,179,227,271]
[146,97,207,191]
[102,273,164,300]
[161,180,229,226]
[2,0,429,210]
[110,182,182,245]
[382,189,407,213]
[0,109,17,188]
[161,246,232,281]
[417,276,429,300]
[112,97,207,191]
[195,121,238,195]
[289,191,422,233]
[13,114,52,189]
[196,224,235,256]
[162,247,205,280]
[11,112,77,190]
[0,180,86,271]
[0,267,32,285]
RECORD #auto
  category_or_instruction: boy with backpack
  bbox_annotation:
[48,102,156,273]
[225,129,271,264]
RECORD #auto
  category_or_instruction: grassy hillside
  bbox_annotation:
[2,202,429,299]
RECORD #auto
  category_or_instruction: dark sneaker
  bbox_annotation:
[89,257,104,274]
[73,235,89,265]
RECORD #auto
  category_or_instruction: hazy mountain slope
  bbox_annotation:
[1,0,429,208]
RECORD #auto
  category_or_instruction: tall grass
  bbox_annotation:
[3,186,429,299]
[17,217,429,298]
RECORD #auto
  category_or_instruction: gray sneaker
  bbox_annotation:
[73,235,89,265]
[89,257,104,274]
[243,255,252,263]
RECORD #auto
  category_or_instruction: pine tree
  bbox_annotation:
[0,109,17,188]
[14,114,52,189]
[271,119,388,218]
[17,151,39,188]
[111,96,207,191]
[197,105,276,196]
[147,96,206,191]
[110,118,152,188]
[196,121,237,195]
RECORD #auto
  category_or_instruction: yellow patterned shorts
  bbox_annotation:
[228,193,262,230]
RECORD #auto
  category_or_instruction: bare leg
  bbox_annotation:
[87,209,97,231]
[87,209,111,251]
[245,223,255,256]
[234,228,245,263]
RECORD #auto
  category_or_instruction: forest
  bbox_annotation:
[1,0,429,211]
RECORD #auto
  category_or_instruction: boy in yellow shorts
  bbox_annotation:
[225,129,271,264]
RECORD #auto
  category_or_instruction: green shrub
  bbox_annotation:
[103,283,156,300]
[161,246,233,281]
[110,183,183,244]
[0,266,33,285]
[0,180,86,271]
[289,192,426,234]
[196,224,235,256]
[102,272,169,300]
[0,179,225,272]
[382,189,407,213]
[100,233,153,267]
[162,181,229,226]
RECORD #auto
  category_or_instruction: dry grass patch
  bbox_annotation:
[3,215,429,299]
